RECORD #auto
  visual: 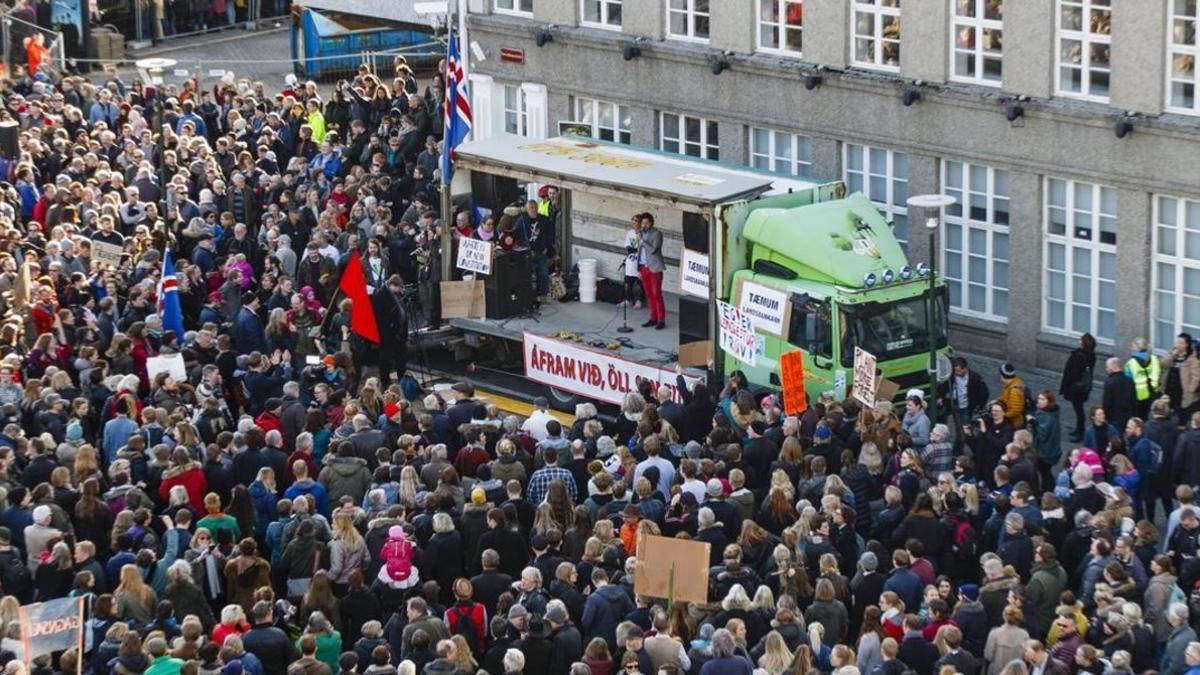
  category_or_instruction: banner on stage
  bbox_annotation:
[523,332,702,405]
[679,249,709,299]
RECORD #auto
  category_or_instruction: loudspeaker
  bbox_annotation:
[678,296,709,344]
[682,212,710,254]
[484,249,533,319]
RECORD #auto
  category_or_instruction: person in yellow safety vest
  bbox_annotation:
[1125,337,1161,419]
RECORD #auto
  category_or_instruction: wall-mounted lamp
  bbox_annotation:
[622,44,641,61]
[1114,118,1134,139]
[1004,102,1024,122]
[535,27,553,47]
[902,88,921,106]
[710,55,729,75]
[804,74,823,90]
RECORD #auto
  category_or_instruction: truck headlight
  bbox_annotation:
[882,269,895,284]
[900,265,913,280]
[916,262,931,277]
[864,273,877,288]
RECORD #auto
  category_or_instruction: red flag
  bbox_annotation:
[337,253,380,344]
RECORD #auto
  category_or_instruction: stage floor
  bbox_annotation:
[451,292,682,366]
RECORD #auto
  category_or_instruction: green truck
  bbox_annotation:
[446,135,950,407]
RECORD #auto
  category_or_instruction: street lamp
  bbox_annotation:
[907,193,956,422]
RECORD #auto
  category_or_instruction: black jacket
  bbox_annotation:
[937,369,990,419]
[1102,371,1137,430]
[549,624,584,675]
[891,511,944,553]
[470,570,514,617]
[898,633,941,675]
[475,526,529,578]
[242,623,298,675]
[935,649,978,675]
[1060,347,1096,402]
[1176,428,1200,489]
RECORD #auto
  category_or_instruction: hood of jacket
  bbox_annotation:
[232,554,265,580]
[328,455,368,476]
[163,461,203,479]
[422,659,458,675]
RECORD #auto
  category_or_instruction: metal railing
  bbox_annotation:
[1,8,67,78]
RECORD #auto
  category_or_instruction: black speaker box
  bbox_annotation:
[0,121,17,159]
[484,249,533,319]
[679,295,709,344]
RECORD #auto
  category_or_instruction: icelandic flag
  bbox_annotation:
[158,249,184,346]
[442,27,473,187]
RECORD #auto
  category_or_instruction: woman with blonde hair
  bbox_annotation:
[449,633,479,673]
[113,564,157,626]
[328,512,368,591]
[758,630,794,675]
[398,465,422,507]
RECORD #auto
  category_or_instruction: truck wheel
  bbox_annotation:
[544,386,581,413]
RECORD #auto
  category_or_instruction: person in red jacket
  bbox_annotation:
[444,578,487,655]
[158,446,209,511]
[254,398,284,435]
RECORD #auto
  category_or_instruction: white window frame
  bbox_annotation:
[660,112,719,160]
[503,84,529,137]
[757,0,804,56]
[1151,195,1200,350]
[1055,0,1112,102]
[581,0,622,29]
[940,161,1011,323]
[748,127,812,177]
[494,0,533,16]
[951,0,1003,85]
[1167,0,1200,114]
[1042,177,1118,344]
[573,97,632,144]
[843,143,909,246]
[666,0,710,42]
[851,0,902,73]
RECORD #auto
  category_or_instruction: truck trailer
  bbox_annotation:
[443,134,950,409]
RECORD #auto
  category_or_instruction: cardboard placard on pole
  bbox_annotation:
[780,349,807,416]
[440,280,485,318]
[91,240,124,268]
[852,347,878,405]
[678,340,712,368]
[455,237,494,275]
[633,534,710,605]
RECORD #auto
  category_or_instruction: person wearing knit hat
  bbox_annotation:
[859,551,878,572]
[958,584,980,602]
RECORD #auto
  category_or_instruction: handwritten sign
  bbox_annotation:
[91,240,124,268]
[738,280,788,336]
[456,237,494,275]
[718,300,757,367]
[853,347,878,406]
[780,349,807,415]
[146,353,187,383]
[523,332,701,406]
[679,249,709,299]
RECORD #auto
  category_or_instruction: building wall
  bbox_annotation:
[464,0,1200,370]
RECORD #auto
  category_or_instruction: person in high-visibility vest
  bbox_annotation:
[1124,337,1161,419]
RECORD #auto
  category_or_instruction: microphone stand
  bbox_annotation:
[617,295,634,333]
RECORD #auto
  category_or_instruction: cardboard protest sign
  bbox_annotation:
[633,534,711,605]
[718,301,756,367]
[456,237,494,275]
[91,240,124,267]
[678,340,712,368]
[440,280,485,318]
[853,347,878,405]
[146,354,187,382]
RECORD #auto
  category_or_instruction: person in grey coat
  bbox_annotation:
[637,213,666,330]
[1160,603,1196,675]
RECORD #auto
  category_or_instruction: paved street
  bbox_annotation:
[118,26,295,89]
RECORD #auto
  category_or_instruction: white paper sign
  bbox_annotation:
[146,354,187,383]
[208,69,227,77]
[718,301,757,367]
[456,237,494,275]
[173,69,189,77]
[679,249,709,299]
[852,347,878,406]
[91,240,124,268]
[738,280,788,336]
[523,332,702,405]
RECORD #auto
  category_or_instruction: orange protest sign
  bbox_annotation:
[780,349,807,416]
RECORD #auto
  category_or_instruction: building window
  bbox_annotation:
[843,143,909,246]
[503,85,528,136]
[952,0,1003,84]
[852,0,901,72]
[667,0,710,41]
[749,127,812,176]
[574,98,632,144]
[1044,177,1117,343]
[1152,195,1200,350]
[1056,0,1111,101]
[494,0,533,15]
[582,0,621,28]
[1169,0,1200,113]
[758,0,803,54]
[941,161,1011,322]
[660,112,718,160]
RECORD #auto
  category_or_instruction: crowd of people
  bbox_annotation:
[2,27,1200,675]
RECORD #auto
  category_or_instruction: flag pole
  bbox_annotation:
[439,27,454,292]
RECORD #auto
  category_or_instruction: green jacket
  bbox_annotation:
[1025,560,1067,638]
[196,513,241,542]
[145,655,184,675]
[295,631,343,673]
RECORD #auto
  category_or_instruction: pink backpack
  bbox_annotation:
[382,529,414,581]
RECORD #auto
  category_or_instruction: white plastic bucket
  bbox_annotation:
[578,259,597,277]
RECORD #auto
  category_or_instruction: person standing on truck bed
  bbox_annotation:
[638,213,666,330]
[515,200,553,303]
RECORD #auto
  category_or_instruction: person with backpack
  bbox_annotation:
[444,578,487,660]
[0,526,33,603]
[377,525,419,592]
[1126,417,1163,521]
[940,493,980,584]
[1146,555,1188,654]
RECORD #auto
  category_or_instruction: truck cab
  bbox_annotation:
[727,193,950,402]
